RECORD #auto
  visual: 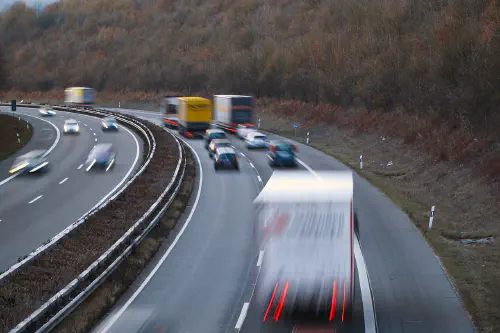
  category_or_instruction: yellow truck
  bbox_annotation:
[177,97,212,138]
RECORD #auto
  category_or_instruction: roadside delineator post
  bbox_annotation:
[306,132,310,145]
[119,102,121,108]
[17,132,20,144]
[360,155,363,169]
[258,118,261,129]
[428,206,435,229]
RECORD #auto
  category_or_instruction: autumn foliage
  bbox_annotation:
[1,0,500,135]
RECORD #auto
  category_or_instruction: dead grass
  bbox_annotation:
[51,146,196,333]
[0,114,32,161]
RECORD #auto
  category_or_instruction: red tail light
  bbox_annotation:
[329,280,338,321]
[342,281,346,322]
[273,281,289,321]
[292,145,297,152]
[263,282,279,322]
[186,132,193,138]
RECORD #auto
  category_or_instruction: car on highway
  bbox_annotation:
[213,147,239,171]
[245,131,269,149]
[236,123,257,140]
[208,138,232,158]
[204,129,227,149]
[9,150,49,174]
[39,107,56,116]
[101,117,119,131]
[267,140,297,167]
[85,143,116,172]
[163,116,179,129]
[63,119,80,134]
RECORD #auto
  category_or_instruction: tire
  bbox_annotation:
[214,164,219,171]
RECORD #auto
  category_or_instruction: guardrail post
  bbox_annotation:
[428,206,435,229]
[306,132,310,145]
[258,118,261,129]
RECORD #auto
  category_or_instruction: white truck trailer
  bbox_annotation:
[213,95,254,133]
[254,170,355,323]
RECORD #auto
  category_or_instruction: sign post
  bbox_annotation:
[11,99,16,112]
[293,124,298,136]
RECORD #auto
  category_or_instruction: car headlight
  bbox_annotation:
[75,126,79,132]
[64,126,68,131]
[9,162,29,174]
[102,122,108,128]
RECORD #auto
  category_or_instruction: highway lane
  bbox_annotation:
[0,108,143,271]
[100,108,475,333]
[91,112,367,333]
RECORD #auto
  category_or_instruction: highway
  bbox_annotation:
[92,108,476,333]
[0,108,143,271]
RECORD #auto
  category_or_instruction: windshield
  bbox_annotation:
[67,121,78,125]
[218,153,235,160]
[275,144,293,152]
[210,132,226,139]
[254,135,267,140]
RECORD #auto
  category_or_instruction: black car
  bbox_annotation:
[214,147,239,171]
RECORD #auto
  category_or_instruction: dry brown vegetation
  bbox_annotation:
[0,114,32,161]
[1,0,500,134]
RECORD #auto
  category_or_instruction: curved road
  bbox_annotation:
[93,108,475,333]
[0,107,143,271]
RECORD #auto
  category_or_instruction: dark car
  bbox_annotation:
[204,129,227,149]
[214,147,239,171]
[102,117,119,131]
[208,138,232,158]
[267,140,297,167]
[85,143,116,171]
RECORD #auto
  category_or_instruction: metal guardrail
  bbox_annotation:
[0,104,155,282]
[0,103,188,332]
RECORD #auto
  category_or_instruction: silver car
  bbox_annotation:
[85,143,116,172]
[9,150,49,174]
[245,132,269,149]
[39,107,56,116]
[63,119,80,134]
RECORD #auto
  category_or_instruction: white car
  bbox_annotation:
[236,124,257,140]
[39,107,56,116]
[245,132,269,149]
[63,119,80,134]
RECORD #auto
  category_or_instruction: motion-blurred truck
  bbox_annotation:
[177,97,212,138]
[213,95,254,133]
[64,87,96,105]
[160,95,181,128]
[254,170,355,323]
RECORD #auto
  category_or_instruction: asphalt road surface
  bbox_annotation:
[0,107,143,271]
[92,108,475,333]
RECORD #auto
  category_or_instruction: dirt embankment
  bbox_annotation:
[0,117,179,332]
[0,114,32,161]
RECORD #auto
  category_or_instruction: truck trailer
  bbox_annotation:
[213,95,254,133]
[177,97,212,138]
[254,170,355,323]
[64,87,95,105]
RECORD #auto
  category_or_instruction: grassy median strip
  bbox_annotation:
[0,118,178,332]
[0,114,32,161]
[52,144,195,333]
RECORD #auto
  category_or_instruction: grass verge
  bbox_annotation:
[52,144,195,333]
[0,114,32,161]
[0,117,178,332]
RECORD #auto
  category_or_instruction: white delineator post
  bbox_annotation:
[360,155,363,169]
[306,132,310,145]
[428,206,435,229]
[17,132,20,144]
[258,118,261,129]
[119,102,121,108]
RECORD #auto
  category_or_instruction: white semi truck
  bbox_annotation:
[254,170,355,323]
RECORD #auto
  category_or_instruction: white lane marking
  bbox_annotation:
[257,250,264,267]
[93,132,96,136]
[249,162,255,168]
[0,112,60,187]
[97,136,203,333]
[59,177,68,184]
[84,123,88,127]
[296,157,320,178]
[95,138,98,142]
[298,158,377,333]
[257,175,262,183]
[28,195,43,204]
[77,164,84,170]
[240,153,246,157]
[235,302,250,330]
